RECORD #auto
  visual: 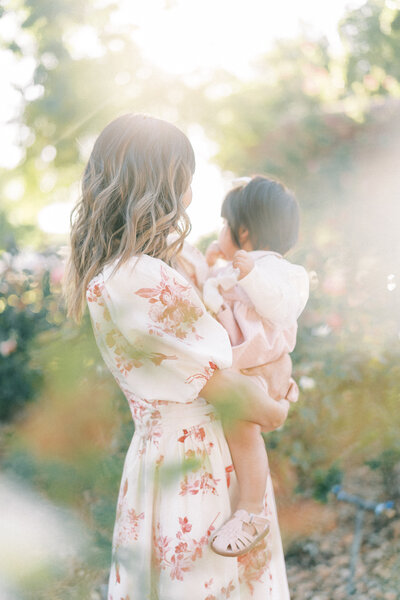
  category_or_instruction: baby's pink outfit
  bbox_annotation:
[202,250,310,396]
[172,237,309,397]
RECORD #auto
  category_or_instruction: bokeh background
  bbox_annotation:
[1,0,400,598]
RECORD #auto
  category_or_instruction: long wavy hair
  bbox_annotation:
[62,113,195,325]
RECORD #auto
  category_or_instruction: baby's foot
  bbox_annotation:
[210,509,270,557]
[235,502,264,536]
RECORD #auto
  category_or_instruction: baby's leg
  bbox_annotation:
[225,420,269,515]
[240,353,293,400]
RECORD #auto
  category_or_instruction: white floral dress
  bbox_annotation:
[86,253,291,600]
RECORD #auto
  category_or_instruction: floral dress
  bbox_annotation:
[86,253,291,600]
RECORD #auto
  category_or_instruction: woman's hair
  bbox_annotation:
[221,175,299,255]
[63,113,195,324]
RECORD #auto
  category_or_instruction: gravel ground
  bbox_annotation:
[286,467,400,600]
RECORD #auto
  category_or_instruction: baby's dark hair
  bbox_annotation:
[221,175,300,255]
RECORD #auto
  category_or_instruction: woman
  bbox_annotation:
[63,113,292,599]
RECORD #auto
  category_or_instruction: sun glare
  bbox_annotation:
[115,0,360,78]
[4,0,366,240]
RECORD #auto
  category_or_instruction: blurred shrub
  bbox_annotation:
[366,446,400,499]
[310,463,343,503]
[0,248,67,421]
[0,311,134,591]
[265,339,400,503]
[195,231,218,254]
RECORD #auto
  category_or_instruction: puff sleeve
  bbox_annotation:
[86,254,232,404]
[237,254,309,327]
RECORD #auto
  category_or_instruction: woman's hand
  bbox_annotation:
[201,366,290,433]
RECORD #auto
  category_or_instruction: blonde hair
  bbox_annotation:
[62,113,195,324]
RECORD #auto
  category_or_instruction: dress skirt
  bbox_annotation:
[106,396,291,600]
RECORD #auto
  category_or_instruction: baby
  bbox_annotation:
[203,175,309,556]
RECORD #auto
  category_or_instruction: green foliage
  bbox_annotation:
[311,463,343,503]
[195,230,218,254]
[340,0,400,94]
[281,343,400,500]
[199,36,352,183]
[0,249,63,420]
[366,447,400,498]
[0,211,18,254]
[2,0,193,245]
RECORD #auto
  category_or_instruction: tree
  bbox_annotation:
[197,36,353,190]
[339,0,400,96]
[1,0,191,246]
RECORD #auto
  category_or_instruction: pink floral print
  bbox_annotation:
[135,265,204,339]
[153,515,219,582]
[179,471,220,496]
[238,535,273,595]
[203,577,236,600]
[185,360,218,384]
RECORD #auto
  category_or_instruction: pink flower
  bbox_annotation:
[178,429,190,443]
[222,580,235,598]
[50,264,65,285]
[179,517,192,533]
[0,338,17,357]
[322,272,346,296]
[159,287,173,305]
[326,313,343,330]
[175,541,188,555]
[194,427,206,442]
[170,557,186,581]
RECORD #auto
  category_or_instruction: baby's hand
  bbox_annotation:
[205,240,224,266]
[232,250,254,280]
[286,378,299,403]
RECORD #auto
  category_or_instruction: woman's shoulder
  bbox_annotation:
[97,252,208,311]
[101,253,176,284]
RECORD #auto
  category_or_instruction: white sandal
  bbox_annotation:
[210,509,270,557]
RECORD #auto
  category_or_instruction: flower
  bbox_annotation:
[0,338,18,357]
[322,272,346,296]
[159,287,173,305]
[179,517,192,533]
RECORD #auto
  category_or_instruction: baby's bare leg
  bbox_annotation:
[241,353,293,401]
[225,420,269,515]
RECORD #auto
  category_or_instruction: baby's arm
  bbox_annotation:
[205,240,224,267]
[234,250,309,327]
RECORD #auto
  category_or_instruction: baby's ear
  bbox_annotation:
[238,226,249,245]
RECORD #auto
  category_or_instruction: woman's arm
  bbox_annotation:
[201,363,290,433]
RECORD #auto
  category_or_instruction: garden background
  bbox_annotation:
[0,0,399,598]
